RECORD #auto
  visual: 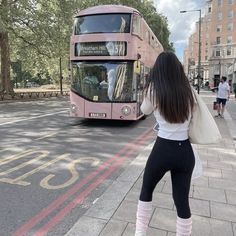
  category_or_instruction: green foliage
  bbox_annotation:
[0,0,174,88]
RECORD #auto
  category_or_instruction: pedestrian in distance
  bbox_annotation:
[135,51,195,236]
[215,76,230,118]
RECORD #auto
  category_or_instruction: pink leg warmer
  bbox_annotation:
[176,216,192,236]
[135,200,152,236]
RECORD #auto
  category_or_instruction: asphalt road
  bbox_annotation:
[0,97,156,236]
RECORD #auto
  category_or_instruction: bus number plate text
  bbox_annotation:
[89,112,107,118]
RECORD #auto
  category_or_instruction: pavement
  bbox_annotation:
[63,90,236,236]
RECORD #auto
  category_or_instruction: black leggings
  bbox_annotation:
[140,137,195,219]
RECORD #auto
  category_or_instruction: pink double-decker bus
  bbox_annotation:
[69,5,163,120]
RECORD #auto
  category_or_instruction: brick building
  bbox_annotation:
[184,0,236,91]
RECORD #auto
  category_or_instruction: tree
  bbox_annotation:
[0,0,83,92]
[0,0,173,94]
[0,0,13,93]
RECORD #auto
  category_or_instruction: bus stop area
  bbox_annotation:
[66,90,236,236]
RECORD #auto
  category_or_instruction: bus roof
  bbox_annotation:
[75,5,141,17]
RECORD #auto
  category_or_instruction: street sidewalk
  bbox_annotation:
[66,91,236,236]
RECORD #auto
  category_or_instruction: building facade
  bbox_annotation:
[184,0,236,91]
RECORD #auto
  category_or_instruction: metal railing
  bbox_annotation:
[0,90,70,101]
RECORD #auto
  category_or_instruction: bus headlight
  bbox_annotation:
[121,105,131,116]
[70,104,78,113]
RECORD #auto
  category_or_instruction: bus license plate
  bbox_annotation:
[89,112,107,118]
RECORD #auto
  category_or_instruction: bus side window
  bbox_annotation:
[132,14,141,37]
[145,30,150,44]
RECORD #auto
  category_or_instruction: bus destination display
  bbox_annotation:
[75,41,127,56]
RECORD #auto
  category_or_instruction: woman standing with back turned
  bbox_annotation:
[135,51,195,236]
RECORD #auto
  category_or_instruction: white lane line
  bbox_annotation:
[0,110,69,126]
[35,132,58,140]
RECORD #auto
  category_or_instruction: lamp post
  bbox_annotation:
[180,9,201,94]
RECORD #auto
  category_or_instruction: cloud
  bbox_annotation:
[153,0,205,60]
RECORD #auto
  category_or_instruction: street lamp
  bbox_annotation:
[180,9,202,94]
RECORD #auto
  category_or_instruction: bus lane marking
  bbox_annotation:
[33,129,153,235]
[12,127,153,236]
[40,157,100,190]
[0,150,49,176]
[0,150,50,186]
[0,149,34,165]
[0,153,70,186]
[0,149,100,189]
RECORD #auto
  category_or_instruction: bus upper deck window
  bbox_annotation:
[74,14,131,35]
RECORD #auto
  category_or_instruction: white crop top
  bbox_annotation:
[141,97,191,141]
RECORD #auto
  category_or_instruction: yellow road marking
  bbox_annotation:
[40,157,100,190]
[0,150,49,176]
[0,150,100,189]
[0,153,69,186]
[0,149,34,165]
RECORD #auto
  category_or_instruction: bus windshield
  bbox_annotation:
[74,14,131,34]
[71,62,135,102]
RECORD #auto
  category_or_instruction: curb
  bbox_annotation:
[65,142,154,236]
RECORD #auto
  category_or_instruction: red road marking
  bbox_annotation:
[33,148,136,235]
[11,128,153,236]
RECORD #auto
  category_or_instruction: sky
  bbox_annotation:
[153,0,206,61]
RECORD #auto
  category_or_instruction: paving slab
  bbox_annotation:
[209,177,236,191]
[207,160,233,170]
[222,169,236,180]
[193,185,226,203]
[85,179,134,220]
[167,233,175,236]
[99,219,127,236]
[189,198,210,217]
[192,215,234,236]
[191,175,209,187]
[202,167,222,178]
[150,208,176,232]
[112,200,139,224]
[123,223,167,236]
[233,223,236,236]
[225,190,236,205]
[152,192,174,210]
[211,201,236,222]
[65,216,107,236]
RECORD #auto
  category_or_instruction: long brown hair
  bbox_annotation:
[146,51,194,123]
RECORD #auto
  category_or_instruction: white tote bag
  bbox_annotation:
[189,89,222,145]
[191,145,203,179]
